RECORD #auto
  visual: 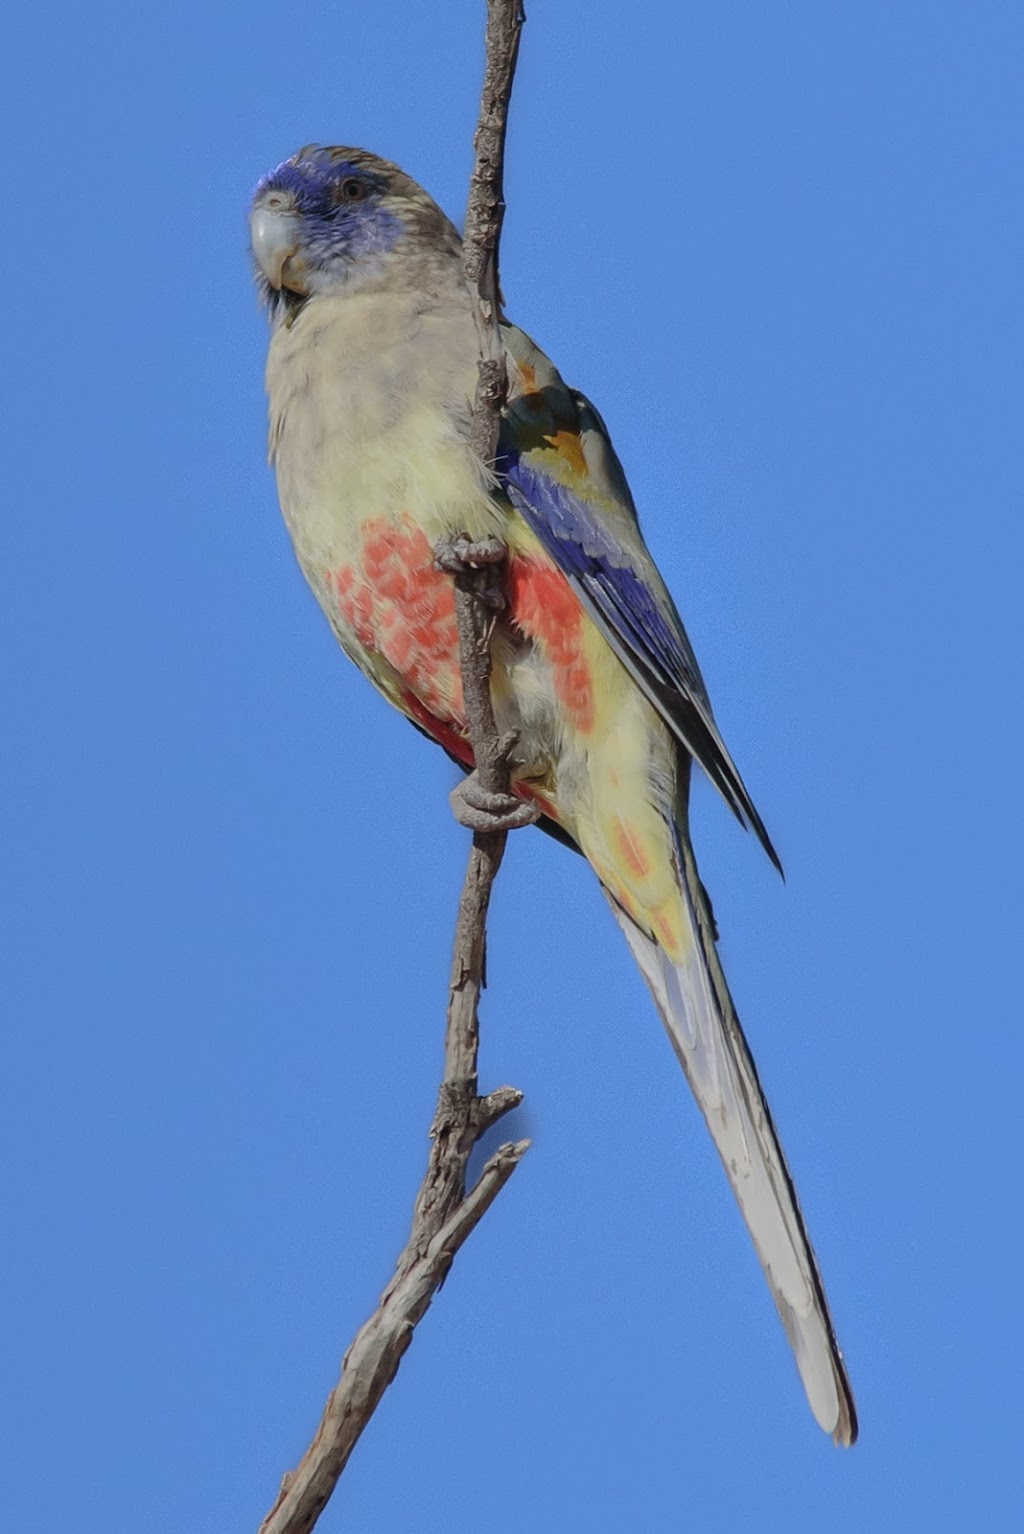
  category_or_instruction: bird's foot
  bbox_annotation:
[434,536,508,609]
[450,771,540,834]
[434,535,507,571]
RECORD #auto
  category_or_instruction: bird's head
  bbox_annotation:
[249,145,461,318]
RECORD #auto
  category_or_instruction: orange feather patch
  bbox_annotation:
[545,428,589,478]
[613,818,652,881]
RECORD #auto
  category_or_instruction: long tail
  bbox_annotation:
[608,825,858,1446]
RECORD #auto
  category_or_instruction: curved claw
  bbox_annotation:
[450,772,540,834]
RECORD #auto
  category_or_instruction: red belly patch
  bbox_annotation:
[329,516,464,726]
[327,527,595,778]
[507,556,595,733]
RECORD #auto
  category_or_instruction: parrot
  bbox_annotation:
[248,144,857,1446]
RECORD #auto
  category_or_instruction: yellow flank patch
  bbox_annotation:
[502,515,545,561]
[558,645,692,963]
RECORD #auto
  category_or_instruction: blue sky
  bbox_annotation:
[3,1,1021,1528]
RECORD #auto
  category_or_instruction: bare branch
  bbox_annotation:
[257,1143,527,1534]
[464,0,525,473]
[256,7,527,1531]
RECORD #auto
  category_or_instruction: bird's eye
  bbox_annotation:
[338,177,368,203]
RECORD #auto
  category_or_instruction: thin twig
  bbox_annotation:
[464,0,525,474]
[256,6,527,1531]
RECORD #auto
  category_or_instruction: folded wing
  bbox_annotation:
[500,323,781,874]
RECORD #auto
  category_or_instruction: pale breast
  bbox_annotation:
[266,289,503,582]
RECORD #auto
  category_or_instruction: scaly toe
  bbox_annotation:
[434,535,508,574]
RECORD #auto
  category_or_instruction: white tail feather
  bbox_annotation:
[607,839,857,1446]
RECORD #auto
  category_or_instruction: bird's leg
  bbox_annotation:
[434,535,541,836]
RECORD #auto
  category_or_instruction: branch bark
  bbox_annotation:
[463,0,525,473]
[256,6,527,1531]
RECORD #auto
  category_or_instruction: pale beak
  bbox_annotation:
[250,206,302,291]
